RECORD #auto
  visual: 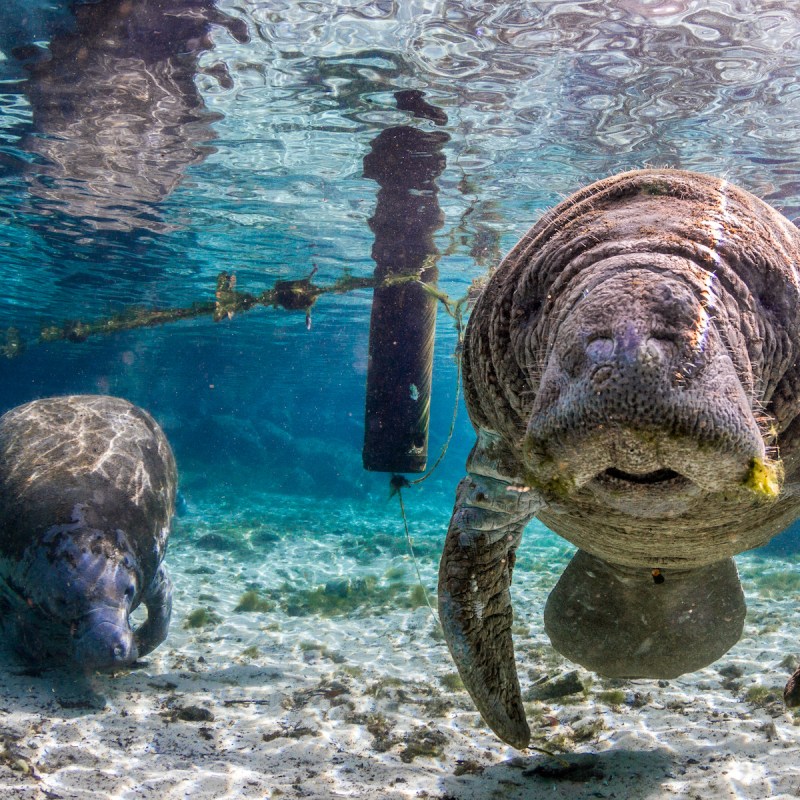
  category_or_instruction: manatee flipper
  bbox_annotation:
[544,550,746,678]
[438,432,544,749]
[133,563,172,658]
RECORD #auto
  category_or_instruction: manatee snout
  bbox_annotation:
[72,553,140,669]
[33,533,143,669]
[523,267,772,503]
[73,606,138,669]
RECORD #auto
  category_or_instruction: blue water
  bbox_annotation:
[3,2,800,797]
[3,0,800,510]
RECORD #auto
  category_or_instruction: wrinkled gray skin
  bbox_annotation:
[0,395,176,670]
[438,169,800,748]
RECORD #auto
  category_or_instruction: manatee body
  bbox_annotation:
[0,394,176,670]
[438,169,800,748]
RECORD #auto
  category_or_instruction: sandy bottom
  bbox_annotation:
[2,491,800,799]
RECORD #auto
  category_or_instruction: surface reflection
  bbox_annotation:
[20,0,248,232]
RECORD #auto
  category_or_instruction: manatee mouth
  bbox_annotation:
[590,467,694,515]
[599,467,684,486]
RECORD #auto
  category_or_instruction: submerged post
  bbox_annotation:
[362,92,449,473]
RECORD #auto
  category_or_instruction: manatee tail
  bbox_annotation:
[544,550,746,678]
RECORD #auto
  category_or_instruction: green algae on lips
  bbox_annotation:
[744,457,783,500]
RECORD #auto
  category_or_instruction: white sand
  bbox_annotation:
[2,493,800,799]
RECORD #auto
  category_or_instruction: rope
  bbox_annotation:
[410,289,466,486]
[392,479,440,628]
[410,337,462,487]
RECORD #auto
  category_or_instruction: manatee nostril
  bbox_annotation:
[111,631,136,663]
[586,336,614,362]
[562,335,615,378]
[645,335,678,361]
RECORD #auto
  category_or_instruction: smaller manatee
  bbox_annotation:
[0,394,177,670]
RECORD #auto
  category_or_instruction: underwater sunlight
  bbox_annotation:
[2,2,800,798]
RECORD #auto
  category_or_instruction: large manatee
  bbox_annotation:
[0,395,176,670]
[438,168,800,748]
